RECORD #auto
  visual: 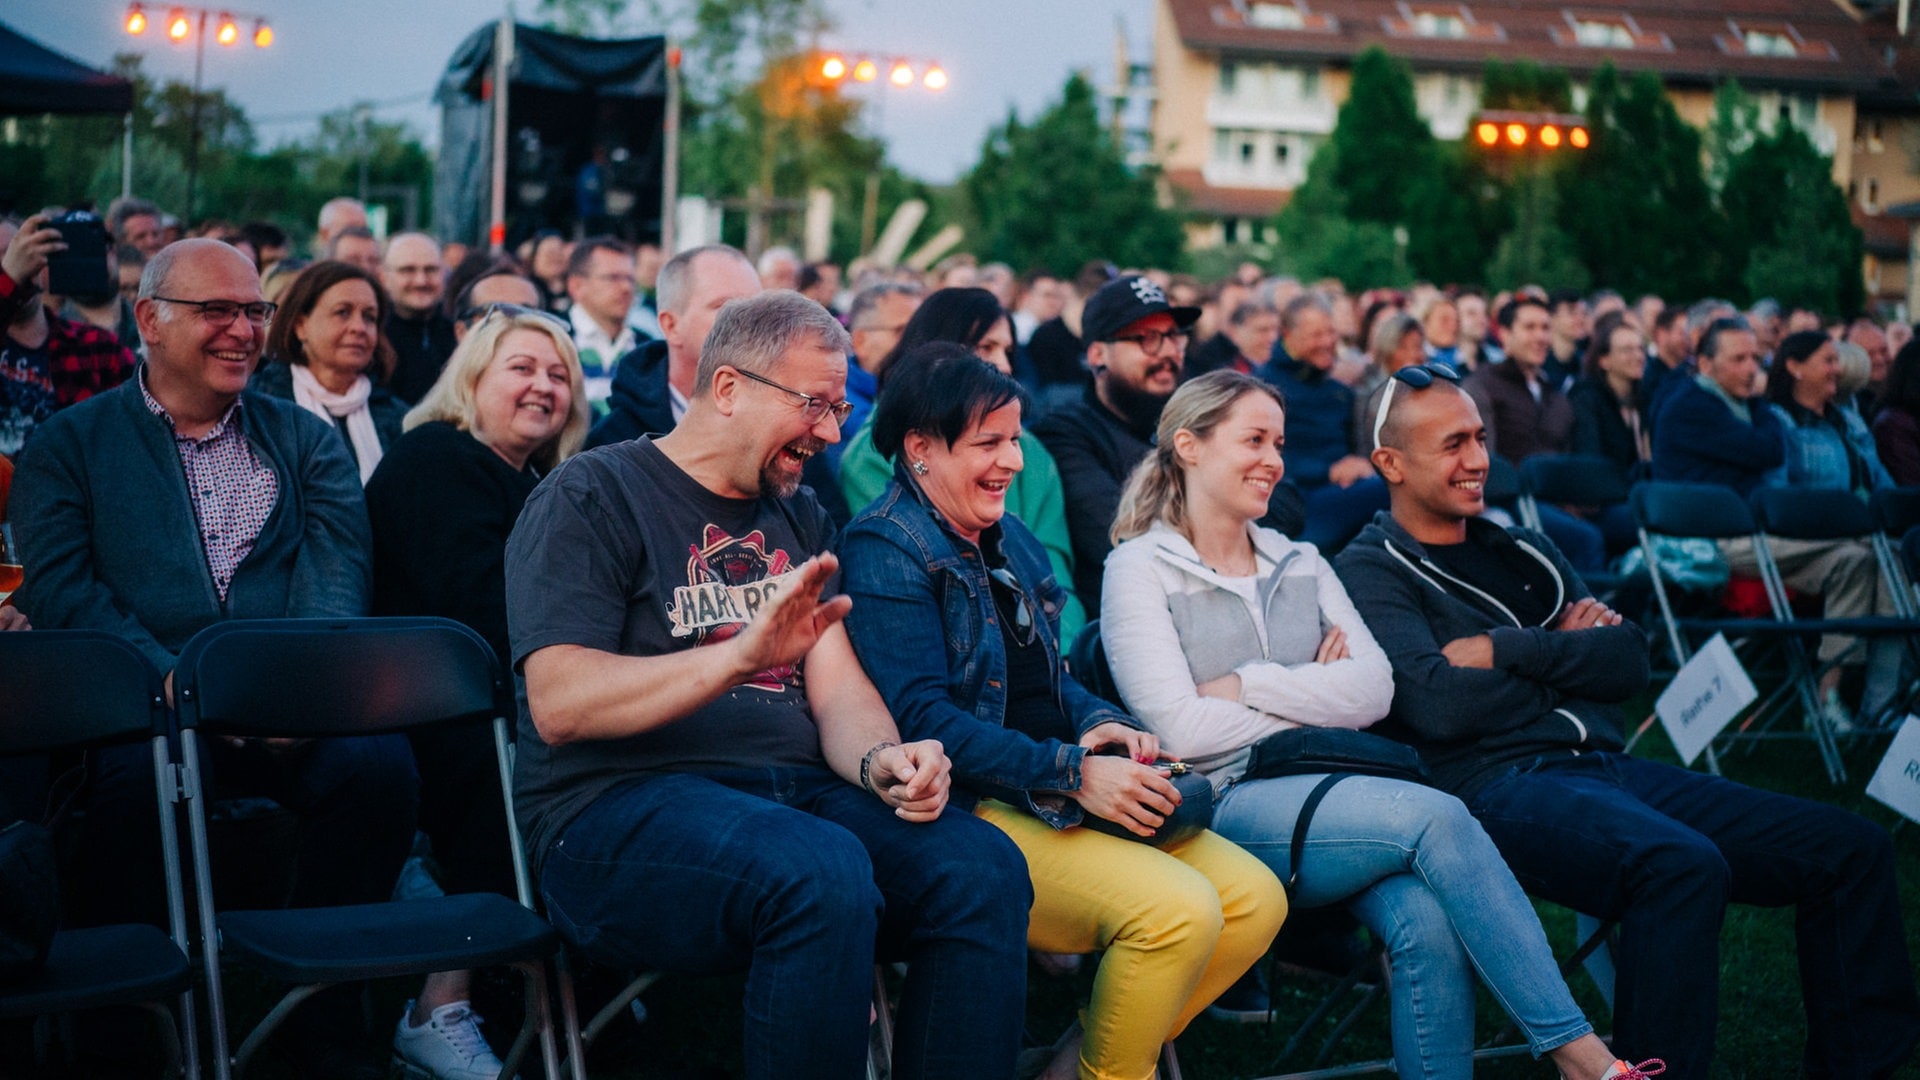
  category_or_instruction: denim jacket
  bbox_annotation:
[841,464,1136,828]
[1767,402,1893,495]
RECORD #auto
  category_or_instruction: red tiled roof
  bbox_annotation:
[1165,168,1293,217]
[1855,204,1910,256]
[1164,0,1920,98]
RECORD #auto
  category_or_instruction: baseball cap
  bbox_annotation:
[1081,275,1201,345]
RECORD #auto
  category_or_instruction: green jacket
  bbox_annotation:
[837,426,1086,648]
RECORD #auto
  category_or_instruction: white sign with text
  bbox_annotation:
[1866,716,1920,826]
[1655,634,1758,766]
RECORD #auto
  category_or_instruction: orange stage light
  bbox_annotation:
[1505,123,1528,147]
[1570,127,1590,149]
[1476,122,1499,146]
[1540,124,1562,148]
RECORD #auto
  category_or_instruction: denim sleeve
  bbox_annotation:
[840,520,1086,798]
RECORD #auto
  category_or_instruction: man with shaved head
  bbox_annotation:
[11,238,416,1078]
[380,231,455,402]
[1335,374,1919,1080]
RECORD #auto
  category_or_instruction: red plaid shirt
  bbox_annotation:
[0,270,136,408]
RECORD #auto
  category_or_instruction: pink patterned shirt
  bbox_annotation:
[139,368,278,602]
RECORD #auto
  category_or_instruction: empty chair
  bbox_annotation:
[0,629,197,1078]
[172,617,562,1080]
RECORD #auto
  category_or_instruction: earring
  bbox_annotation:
[910,460,929,476]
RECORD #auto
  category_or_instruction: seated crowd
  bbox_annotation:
[1,194,1918,1080]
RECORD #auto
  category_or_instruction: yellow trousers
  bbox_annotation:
[976,800,1287,1080]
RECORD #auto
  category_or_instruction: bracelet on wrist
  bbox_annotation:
[859,741,898,796]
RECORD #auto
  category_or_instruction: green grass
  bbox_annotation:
[216,725,1920,1079]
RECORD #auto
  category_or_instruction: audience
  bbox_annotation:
[1264,293,1388,551]
[251,260,407,485]
[0,215,138,458]
[843,347,1284,1080]
[11,238,416,1078]
[1336,372,1919,1079]
[564,236,642,416]
[380,231,457,404]
[1872,338,1920,486]
[504,290,1029,1079]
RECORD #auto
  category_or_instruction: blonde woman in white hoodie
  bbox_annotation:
[1100,371,1661,1080]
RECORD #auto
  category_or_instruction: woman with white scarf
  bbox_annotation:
[252,259,408,484]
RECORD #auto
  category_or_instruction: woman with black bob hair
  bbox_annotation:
[841,342,1285,1080]
[838,287,1085,645]
[1872,337,1920,485]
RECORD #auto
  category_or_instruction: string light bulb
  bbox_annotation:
[923,65,948,90]
[125,5,148,33]
[166,8,191,40]
[215,12,238,45]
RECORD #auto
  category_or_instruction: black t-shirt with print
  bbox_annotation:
[505,436,836,866]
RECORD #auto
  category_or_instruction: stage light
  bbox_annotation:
[1570,126,1590,149]
[1540,124,1562,148]
[1476,122,1499,146]
[1505,122,1528,147]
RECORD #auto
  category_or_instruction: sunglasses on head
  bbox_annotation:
[1371,361,1461,452]
[986,565,1036,645]
[458,301,570,333]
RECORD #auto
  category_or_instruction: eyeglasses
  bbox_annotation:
[1371,361,1462,452]
[152,296,277,327]
[730,367,855,427]
[986,565,1036,645]
[459,302,571,333]
[1109,328,1190,354]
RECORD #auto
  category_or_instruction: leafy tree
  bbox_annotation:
[1480,59,1573,112]
[1272,142,1404,288]
[1724,124,1862,314]
[1557,64,1722,299]
[1705,80,1762,194]
[1485,170,1588,292]
[961,73,1185,273]
[1324,47,1436,228]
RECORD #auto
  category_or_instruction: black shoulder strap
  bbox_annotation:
[1287,772,1351,895]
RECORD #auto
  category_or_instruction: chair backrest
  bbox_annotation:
[0,629,166,755]
[1870,486,1920,536]
[1630,481,1756,539]
[1484,456,1521,506]
[1066,619,1121,705]
[1521,454,1632,507]
[1749,487,1876,541]
[174,617,503,738]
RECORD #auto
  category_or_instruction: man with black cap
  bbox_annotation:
[1034,275,1302,618]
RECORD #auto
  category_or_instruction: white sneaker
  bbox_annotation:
[393,999,509,1080]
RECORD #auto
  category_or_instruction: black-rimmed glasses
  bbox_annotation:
[986,565,1036,645]
[151,297,277,327]
[1371,361,1462,451]
[1109,328,1190,354]
[457,301,570,333]
[730,367,855,427]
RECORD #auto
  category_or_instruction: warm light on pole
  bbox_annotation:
[888,61,914,87]
[820,54,846,80]
[124,2,275,220]
[923,65,948,91]
[852,59,878,83]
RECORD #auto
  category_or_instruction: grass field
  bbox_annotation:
[216,721,1920,1080]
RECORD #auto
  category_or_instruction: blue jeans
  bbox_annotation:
[1214,774,1591,1080]
[539,766,1031,1080]
[1467,752,1920,1079]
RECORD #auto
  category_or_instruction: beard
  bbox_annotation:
[1102,367,1176,435]
[758,436,828,499]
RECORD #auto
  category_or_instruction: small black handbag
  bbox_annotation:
[1079,760,1215,850]
[1241,727,1430,893]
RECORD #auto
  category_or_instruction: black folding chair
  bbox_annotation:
[173,617,562,1080]
[0,630,198,1078]
[1748,487,1920,733]
[1518,454,1634,599]
[1869,487,1920,617]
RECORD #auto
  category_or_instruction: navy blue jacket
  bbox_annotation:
[586,339,674,449]
[1262,350,1355,488]
[1649,377,1786,497]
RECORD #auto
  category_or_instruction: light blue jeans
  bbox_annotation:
[1214,773,1592,1079]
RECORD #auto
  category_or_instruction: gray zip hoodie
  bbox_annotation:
[1333,512,1647,797]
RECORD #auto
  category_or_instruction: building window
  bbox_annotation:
[1219,61,1238,95]
[1241,139,1256,164]
[1214,129,1232,161]
[1744,28,1798,57]
[1867,178,1881,211]
[1249,2,1306,30]
[1224,218,1242,245]
[1573,19,1634,48]
[1303,67,1321,98]
[1275,140,1291,164]
[1413,10,1467,38]
[1869,118,1886,152]
[1443,73,1461,105]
